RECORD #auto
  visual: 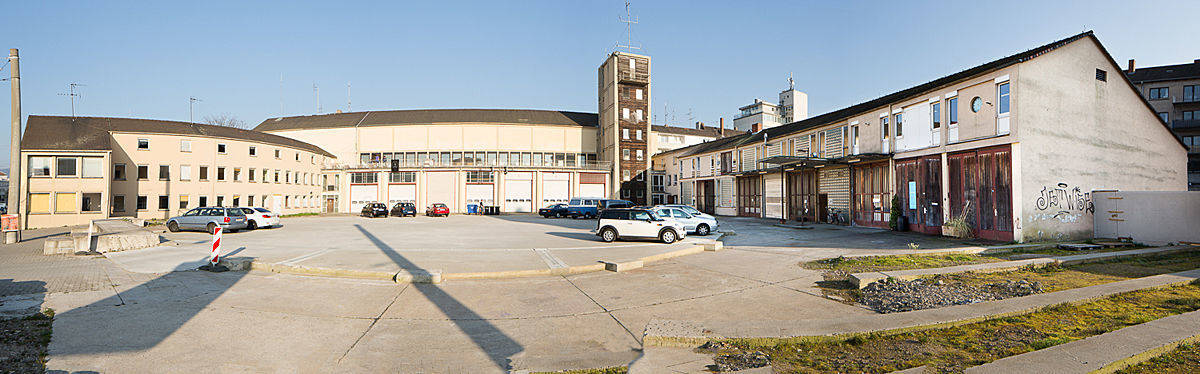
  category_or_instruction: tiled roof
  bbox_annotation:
[23,116,335,158]
[1126,61,1200,83]
[651,125,744,138]
[254,109,599,132]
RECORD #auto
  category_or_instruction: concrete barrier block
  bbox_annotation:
[602,260,644,272]
[703,242,724,251]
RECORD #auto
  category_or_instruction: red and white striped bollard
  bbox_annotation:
[210,226,222,266]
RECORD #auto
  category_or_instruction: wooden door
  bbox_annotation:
[948,146,1013,241]
[895,155,943,234]
[787,169,818,222]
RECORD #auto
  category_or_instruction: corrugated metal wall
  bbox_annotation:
[819,166,851,211]
[718,177,735,207]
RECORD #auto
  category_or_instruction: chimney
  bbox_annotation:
[697,121,705,130]
[1127,59,1136,73]
[719,118,725,137]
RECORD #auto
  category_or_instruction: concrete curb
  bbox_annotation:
[641,268,1200,348]
[849,245,1197,288]
[219,243,712,283]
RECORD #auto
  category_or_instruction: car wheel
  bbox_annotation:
[247,220,258,230]
[659,229,678,244]
[167,221,180,232]
[542,213,551,218]
[206,223,218,235]
[696,224,710,236]
[600,227,617,242]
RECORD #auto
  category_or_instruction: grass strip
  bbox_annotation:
[0,309,54,372]
[532,367,627,374]
[1114,342,1200,374]
[803,253,1002,273]
[706,281,1200,373]
[942,251,1200,293]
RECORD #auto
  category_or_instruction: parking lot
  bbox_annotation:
[106,213,710,275]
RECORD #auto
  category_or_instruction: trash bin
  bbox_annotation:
[466,204,480,215]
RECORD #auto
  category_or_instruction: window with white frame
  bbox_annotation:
[997,82,1011,116]
[635,109,643,122]
[635,89,643,100]
[180,140,192,152]
[636,129,642,140]
[623,128,629,139]
[56,157,78,177]
[82,157,103,178]
[29,156,51,177]
[622,108,629,119]
[636,149,643,161]
[180,165,192,180]
[465,171,493,183]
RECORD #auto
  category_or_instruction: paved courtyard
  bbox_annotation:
[0,215,982,373]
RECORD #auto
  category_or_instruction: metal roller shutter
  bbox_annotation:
[504,172,533,212]
[542,172,570,204]
[350,185,378,213]
[425,172,456,212]
[764,173,784,219]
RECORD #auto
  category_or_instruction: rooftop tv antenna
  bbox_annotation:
[616,1,641,53]
[188,96,202,124]
[57,83,85,118]
[788,72,794,90]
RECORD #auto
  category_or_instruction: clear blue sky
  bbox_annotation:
[1,0,1198,166]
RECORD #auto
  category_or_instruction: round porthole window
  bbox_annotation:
[971,97,983,113]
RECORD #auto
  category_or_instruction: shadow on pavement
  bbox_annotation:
[354,224,523,371]
[0,279,46,316]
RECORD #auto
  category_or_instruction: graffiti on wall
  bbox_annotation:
[1030,182,1094,224]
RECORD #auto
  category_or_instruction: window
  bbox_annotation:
[1184,110,1200,121]
[466,171,493,183]
[199,166,209,181]
[997,82,1011,115]
[262,169,268,182]
[295,153,300,161]
[1185,85,1199,102]
[29,156,51,177]
[112,195,125,213]
[850,125,860,154]
[113,164,126,181]
[199,196,207,207]
[636,149,644,161]
[216,196,224,207]
[623,128,629,139]
[636,89,643,100]
[56,157,78,177]
[233,196,240,206]
[623,149,630,160]
[1095,68,1107,82]
[274,170,279,183]
[351,172,377,184]
[29,193,50,213]
[249,168,256,182]
[389,171,416,183]
[158,195,169,210]
[635,109,643,122]
[622,108,629,119]
[274,149,281,159]
[622,170,630,181]
[159,165,170,180]
[881,116,889,139]
[249,146,257,156]
[180,165,192,181]
[179,195,189,209]
[180,139,192,152]
[233,168,241,181]
[137,138,149,150]
[948,97,959,124]
[248,195,255,206]
[78,157,102,178]
[1159,112,1170,122]
[55,193,76,213]
[636,129,643,140]
[1149,87,1169,100]
[81,193,101,212]
[217,167,226,181]
[932,102,941,128]
[138,165,149,180]
[217,143,227,154]
[894,113,903,137]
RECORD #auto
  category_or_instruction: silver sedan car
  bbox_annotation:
[166,207,249,234]
[651,205,719,236]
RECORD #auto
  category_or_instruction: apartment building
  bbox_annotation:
[1126,58,1200,190]
[731,84,809,133]
[18,116,331,228]
[668,31,1186,242]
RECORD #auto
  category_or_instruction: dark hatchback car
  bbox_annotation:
[539,203,568,218]
[390,202,417,217]
[360,203,388,218]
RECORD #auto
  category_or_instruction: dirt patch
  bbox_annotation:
[860,276,1044,313]
[804,254,1002,273]
[1115,342,1200,374]
[0,310,53,373]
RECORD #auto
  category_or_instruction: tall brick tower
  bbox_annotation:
[598,52,651,204]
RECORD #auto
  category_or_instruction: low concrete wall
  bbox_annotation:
[1093,191,1200,245]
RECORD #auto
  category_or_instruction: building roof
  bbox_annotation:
[254,109,600,132]
[23,116,335,158]
[1126,60,1200,83]
[651,124,744,138]
[677,31,1185,157]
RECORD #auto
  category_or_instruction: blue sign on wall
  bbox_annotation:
[908,181,917,210]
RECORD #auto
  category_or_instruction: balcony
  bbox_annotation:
[618,70,649,85]
[1172,119,1200,130]
[1173,96,1200,106]
[327,160,613,171]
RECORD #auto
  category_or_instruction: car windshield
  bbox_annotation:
[254,208,270,213]
[434,204,446,208]
[676,206,701,214]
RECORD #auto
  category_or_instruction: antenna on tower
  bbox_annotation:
[788,72,794,91]
[313,83,321,114]
[616,1,641,53]
[57,83,85,118]
[347,83,351,112]
[188,96,202,124]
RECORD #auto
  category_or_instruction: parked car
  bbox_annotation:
[593,208,686,244]
[238,207,280,230]
[539,203,568,218]
[599,199,634,210]
[361,203,388,218]
[651,205,718,236]
[166,207,249,234]
[566,197,604,219]
[426,203,449,217]
[390,202,417,217]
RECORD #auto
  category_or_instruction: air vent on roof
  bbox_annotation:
[1095,68,1107,82]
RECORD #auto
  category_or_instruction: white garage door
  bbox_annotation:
[465,184,494,210]
[504,172,533,213]
[350,185,378,213]
[764,173,783,219]
[387,184,416,205]
[425,172,456,212]
[580,184,605,199]
[541,172,570,205]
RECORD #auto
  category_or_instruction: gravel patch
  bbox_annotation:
[696,341,771,372]
[860,276,1044,313]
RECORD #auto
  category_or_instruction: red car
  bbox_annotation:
[426,203,449,217]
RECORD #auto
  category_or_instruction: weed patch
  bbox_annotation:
[1115,343,1200,374]
[0,309,54,372]
[803,253,1003,273]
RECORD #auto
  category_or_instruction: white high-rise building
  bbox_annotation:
[732,80,808,133]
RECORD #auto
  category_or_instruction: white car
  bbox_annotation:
[239,207,281,230]
[593,208,687,244]
[652,205,719,236]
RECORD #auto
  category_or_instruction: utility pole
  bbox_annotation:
[7,49,21,242]
[189,97,202,124]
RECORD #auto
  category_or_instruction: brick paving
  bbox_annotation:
[0,227,127,297]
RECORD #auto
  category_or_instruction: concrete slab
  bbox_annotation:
[383,277,605,320]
